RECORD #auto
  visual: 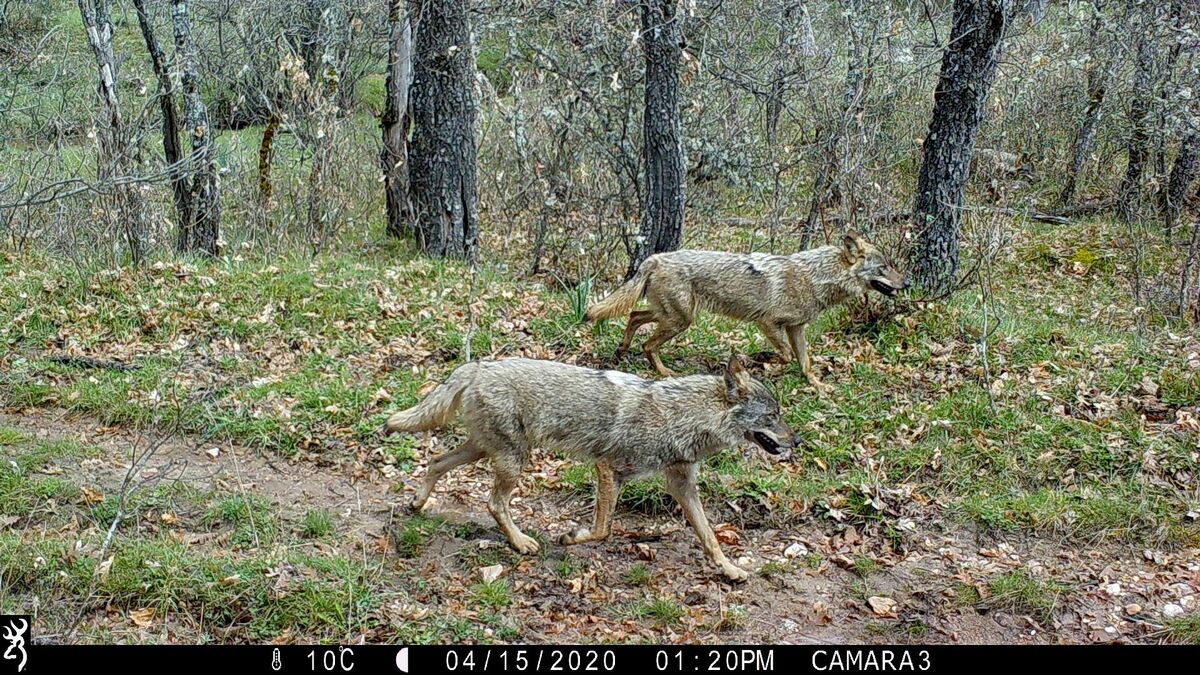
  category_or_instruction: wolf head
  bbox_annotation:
[723,357,798,455]
[841,231,908,297]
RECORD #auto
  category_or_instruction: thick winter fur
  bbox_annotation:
[587,232,908,386]
[384,357,796,581]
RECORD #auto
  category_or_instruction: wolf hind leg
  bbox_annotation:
[616,310,655,358]
[642,320,689,377]
[559,462,618,545]
[664,463,748,582]
[487,460,540,555]
[411,440,485,511]
[641,287,692,377]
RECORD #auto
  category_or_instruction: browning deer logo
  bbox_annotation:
[1,617,27,673]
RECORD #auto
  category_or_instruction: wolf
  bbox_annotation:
[383,356,796,581]
[586,232,908,387]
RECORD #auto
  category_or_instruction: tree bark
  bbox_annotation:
[1180,217,1200,320]
[1152,0,1185,184]
[908,0,1012,297]
[133,0,188,230]
[1163,130,1199,235]
[802,0,866,248]
[258,114,279,204]
[382,0,414,239]
[629,0,686,277]
[171,0,221,256]
[1059,1,1114,208]
[1117,3,1161,222]
[765,1,807,251]
[406,0,479,260]
[78,0,146,263]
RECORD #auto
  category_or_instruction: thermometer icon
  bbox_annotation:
[272,648,282,671]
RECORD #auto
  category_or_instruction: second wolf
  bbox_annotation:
[587,232,907,387]
[384,357,795,581]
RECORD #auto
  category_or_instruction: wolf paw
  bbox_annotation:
[558,528,589,546]
[510,533,541,555]
[721,564,750,583]
[806,377,833,395]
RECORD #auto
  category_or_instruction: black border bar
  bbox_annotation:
[20,643,1200,674]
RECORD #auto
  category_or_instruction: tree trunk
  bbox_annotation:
[1059,1,1114,208]
[765,2,813,147]
[77,0,145,263]
[171,0,221,256]
[629,0,686,277]
[258,114,279,204]
[406,0,479,260]
[1180,217,1200,320]
[802,0,865,248]
[1117,4,1161,222]
[132,0,188,230]
[908,0,1011,297]
[1152,0,1185,185]
[382,0,414,239]
[1163,131,1199,235]
[765,1,808,251]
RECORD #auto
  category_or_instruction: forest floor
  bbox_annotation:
[2,217,1199,644]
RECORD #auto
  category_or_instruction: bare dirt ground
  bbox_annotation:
[5,408,1196,644]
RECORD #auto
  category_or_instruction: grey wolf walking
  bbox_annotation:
[384,357,796,581]
[586,232,908,387]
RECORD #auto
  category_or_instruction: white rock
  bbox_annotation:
[479,564,504,583]
[1163,603,1185,619]
[1104,583,1121,597]
[784,542,808,559]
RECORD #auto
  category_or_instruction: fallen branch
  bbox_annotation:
[44,355,141,371]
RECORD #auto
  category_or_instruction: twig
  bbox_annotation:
[44,355,141,372]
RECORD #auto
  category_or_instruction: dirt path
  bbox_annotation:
[2,410,1195,644]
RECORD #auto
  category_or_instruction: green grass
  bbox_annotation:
[713,604,749,632]
[852,557,881,578]
[302,509,336,539]
[950,582,983,608]
[0,427,29,445]
[0,531,383,642]
[758,560,791,579]
[0,436,105,517]
[985,570,1071,624]
[627,596,686,627]
[1165,614,1200,645]
[393,512,447,559]
[550,557,581,579]
[203,494,279,548]
[470,580,514,610]
[626,563,653,587]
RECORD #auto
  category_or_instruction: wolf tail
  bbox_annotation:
[384,362,480,434]
[585,256,658,321]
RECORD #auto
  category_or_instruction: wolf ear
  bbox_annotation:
[723,355,753,401]
[842,231,863,261]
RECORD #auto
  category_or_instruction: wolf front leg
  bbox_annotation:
[787,323,831,393]
[757,322,794,363]
[559,462,618,545]
[664,463,749,582]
